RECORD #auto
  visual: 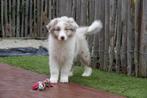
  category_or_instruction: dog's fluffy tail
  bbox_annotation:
[87,20,103,34]
[76,20,103,37]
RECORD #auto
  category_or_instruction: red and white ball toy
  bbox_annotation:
[32,79,52,91]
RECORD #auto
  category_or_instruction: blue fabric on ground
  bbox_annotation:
[0,46,48,56]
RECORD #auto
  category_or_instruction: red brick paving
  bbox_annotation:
[0,64,126,98]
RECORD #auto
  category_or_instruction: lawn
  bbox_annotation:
[0,56,147,98]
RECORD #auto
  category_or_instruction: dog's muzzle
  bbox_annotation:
[58,31,67,41]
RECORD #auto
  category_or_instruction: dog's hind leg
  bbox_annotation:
[79,41,92,77]
[69,68,73,76]
[80,54,92,77]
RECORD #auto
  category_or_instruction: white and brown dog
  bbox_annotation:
[46,16,102,83]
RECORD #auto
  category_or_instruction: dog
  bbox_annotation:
[46,16,102,83]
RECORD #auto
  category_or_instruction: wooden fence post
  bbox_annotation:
[120,0,128,74]
[1,0,5,37]
[16,0,20,37]
[139,0,147,77]
[127,0,135,75]
[115,0,122,73]
[134,0,142,76]
[104,0,110,71]
[98,0,105,70]
[108,0,116,71]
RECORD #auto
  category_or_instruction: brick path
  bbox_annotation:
[0,64,126,98]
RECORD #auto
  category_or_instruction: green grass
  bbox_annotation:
[0,56,147,98]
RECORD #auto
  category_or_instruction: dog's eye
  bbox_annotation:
[65,28,74,31]
[54,27,60,31]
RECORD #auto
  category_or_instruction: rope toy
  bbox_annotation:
[32,78,53,91]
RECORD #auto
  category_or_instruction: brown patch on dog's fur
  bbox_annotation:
[51,32,58,39]
[46,19,58,33]
[50,26,60,39]
[81,51,84,54]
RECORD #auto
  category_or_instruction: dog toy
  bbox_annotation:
[32,78,53,91]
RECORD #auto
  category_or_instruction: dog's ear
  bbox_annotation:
[46,18,58,33]
[68,18,79,30]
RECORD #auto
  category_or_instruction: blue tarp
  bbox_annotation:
[0,46,48,56]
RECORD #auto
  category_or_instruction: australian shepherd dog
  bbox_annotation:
[46,16,102,83]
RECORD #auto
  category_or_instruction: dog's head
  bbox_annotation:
[46,16,79,41]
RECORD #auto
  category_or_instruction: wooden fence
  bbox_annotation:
[0,0,147,77]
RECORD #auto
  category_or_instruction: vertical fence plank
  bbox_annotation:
[94,0,100,67]
[39,0,44,37]
[120,0,128,73]
[89,0,97,67]
[24,0,29,37]
[58,0,72,17]
[75,0,81,24]
[20,0,24,37]
[32,0,37,38]
[80,0,88,25]
[8,0,11,25]
[139,0,147,77]
[134,0,142,76]
[6,0,12,37]
[28,0,33,38]
[42,0,48,37]
[98,0,105,70]
[1,0,5,37]
[37,0,41,37]
[104,0,110,71]
[16,0,20,37]
[52,0,56,18]
[115,0,122,72]
[12,0,16,37]
[72,0,76,18]
[127,0,135,75]
[0,1,1,36]
[47,0,52,21]
[108,0,116,71]
[4,0,8,37]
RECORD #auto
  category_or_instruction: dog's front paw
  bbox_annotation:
[60,76,69,83]
[50,78,58,83]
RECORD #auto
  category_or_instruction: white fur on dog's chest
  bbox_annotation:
[49,35,76,66]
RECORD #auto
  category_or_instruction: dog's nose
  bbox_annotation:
[61,36,65,40]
